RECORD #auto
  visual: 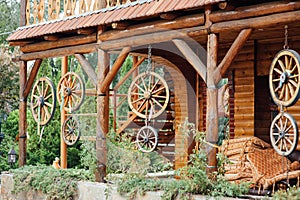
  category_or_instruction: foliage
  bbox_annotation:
[114,120,250,200]
[273,186,300,200]
[10,165,94,200]
[0,0,19,45]
[0,47,19,114]
[106,130,172,174]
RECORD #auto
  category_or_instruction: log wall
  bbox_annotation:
[223,43,255,137]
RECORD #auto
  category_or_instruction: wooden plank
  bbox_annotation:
[75,54,97,87]
[173,39,207,83]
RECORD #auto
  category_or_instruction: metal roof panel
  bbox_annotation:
[8,0,224,41]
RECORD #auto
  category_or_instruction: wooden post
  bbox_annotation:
[18,0,28,167]
[60,56,68,169]
[206,33,219,173]
[95,48,109,182]
[19,61,27,167]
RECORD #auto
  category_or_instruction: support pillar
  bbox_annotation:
[60,56,68,168]
[206,33,219,173]
[95,49,109,182]
[19,61,27,167]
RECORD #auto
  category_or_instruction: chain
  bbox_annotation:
[283,25,289,49]
[146,44,152,73]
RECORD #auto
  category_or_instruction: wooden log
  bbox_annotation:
[20,34,97,53]
[98,14,204,41]
[172,39,207,83]
[74,54,97,87]
[22,59,42,98]
[100,47,130,93]
[113,57,145,91]
[60,56,68,169]
[214,29,252,84]
[95,48,109,182]
[206,33,219,173]
[18,61,27,167]
[210,10,300,33]
[15,43,98,61]
[210,1,300,23]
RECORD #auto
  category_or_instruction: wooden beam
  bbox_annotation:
[74,54,97,87]
[206,33,219,173]
[113,57,145,91]
[18,61,27,167]
[95,48,109,182]
[20,33,97,53]
[210,10,300,33]
[99,29,189,50]
[214,28,252,84]
[172,39,207,83]
[20,0,27,26]
[60,56,68,169]
[15,43,98,61]
[100,47,131,93]
[211,1,300,23]
[22,59,43,98]
[98,14,204,41]
[44,35,59,41]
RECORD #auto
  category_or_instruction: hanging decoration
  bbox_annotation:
[62,116,80,146]
[30,77,56,126]
[127,45,170,152]
[57,72,85,113]
[269,25,300,156]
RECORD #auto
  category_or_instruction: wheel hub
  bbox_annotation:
[66,87,72,96]
[38,96,45,107]
[279,131,285,139]
[279,71,288,88]
[144,91,152,99]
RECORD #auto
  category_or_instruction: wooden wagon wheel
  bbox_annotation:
[270,112,299,156]
[62,116,80,146]
[57,72,85,113]
[136,125,158,153]
[30,77,56,126]
[128,72,170,119]
[269,49,300,107]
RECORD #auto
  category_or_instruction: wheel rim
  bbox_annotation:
[30,77,56,126]
[270,112,299,156]
[128,72,170,119]
[269,49,300,107]
[136,126,158,153]
[57,72,85,113]
[62,116,80,146]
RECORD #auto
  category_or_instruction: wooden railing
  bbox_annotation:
[25,0,133,25]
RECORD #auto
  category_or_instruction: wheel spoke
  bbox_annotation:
[274,67,283,75]
[279,84,286,100]
[278,60,286,72]
[287,83,295,98]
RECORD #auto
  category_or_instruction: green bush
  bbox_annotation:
[11,165,94,200]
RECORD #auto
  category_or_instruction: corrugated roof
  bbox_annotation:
[7,0,224,41]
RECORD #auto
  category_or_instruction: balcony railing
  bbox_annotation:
[25,0,133,25]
